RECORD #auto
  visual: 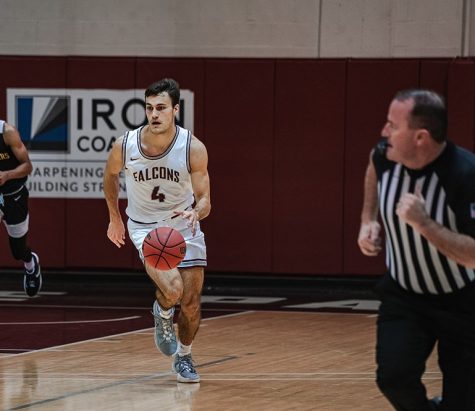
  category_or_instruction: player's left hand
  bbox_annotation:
[174,209,199,236]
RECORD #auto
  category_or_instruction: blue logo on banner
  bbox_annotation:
[16,95,69,152]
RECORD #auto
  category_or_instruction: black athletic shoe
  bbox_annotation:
[23,252,42,297]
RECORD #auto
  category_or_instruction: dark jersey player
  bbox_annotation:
[0,120,42,297]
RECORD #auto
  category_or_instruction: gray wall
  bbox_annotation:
[0,0,472,57]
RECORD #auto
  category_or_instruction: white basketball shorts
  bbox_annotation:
[127,216,207,268]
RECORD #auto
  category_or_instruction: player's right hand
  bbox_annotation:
[358,221,382,256]
[107,220,126,248]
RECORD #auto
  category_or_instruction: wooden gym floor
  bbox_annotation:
[0,272,442,411]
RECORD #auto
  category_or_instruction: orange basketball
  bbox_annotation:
[142,227,186,270]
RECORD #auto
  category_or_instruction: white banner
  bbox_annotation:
[6,88,194,198]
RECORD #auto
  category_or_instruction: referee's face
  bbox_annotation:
[382,98,418,165]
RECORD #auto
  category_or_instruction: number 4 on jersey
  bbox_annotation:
[151,186,165,202]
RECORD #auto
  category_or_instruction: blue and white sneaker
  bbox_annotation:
[152,301,177,356]
[173,354,200,383]
[23,252,42,297]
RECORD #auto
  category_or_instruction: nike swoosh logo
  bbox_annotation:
[130,157,140,161]
[14,195,21,201]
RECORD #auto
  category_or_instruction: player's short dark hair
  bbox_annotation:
[394,89,447,143]
[145,78,180,107]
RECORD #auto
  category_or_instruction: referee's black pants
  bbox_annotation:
[375,274,475,411]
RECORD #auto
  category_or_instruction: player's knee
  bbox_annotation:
[161,281,183,305]
[180,296,201,318]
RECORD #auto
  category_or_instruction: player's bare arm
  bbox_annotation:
[397,190,475,268]
[103,136,126,247]
[0,123,33,185]
[175,136,211,235]
[358,152,382,256]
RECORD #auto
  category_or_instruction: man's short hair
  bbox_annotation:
[394,89,447,143]
[145,78,180,107]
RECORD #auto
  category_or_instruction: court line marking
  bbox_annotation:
[0,304,156,310]
[0,310,372,356]
[0,370,442,379]
[199,377,442,381]
[0,315,141,325]
[212,309,377,317]
[3,371,176,411]
[3,356,238,411]
[0,303,380,312]
[1,310,254,358]
[199,310,256,321]
[0,303,255,311]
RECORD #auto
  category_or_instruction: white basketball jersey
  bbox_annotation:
[123,125,194,223]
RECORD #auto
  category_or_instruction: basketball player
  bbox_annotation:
[0,120,42,297]
[103,78,211,383]
[358,89,475,410]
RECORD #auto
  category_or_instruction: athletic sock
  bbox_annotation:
[158,304,174,319]
[177,342,192,356]
[24,257,34,273]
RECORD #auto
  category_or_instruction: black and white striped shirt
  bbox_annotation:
[373,140,475,295]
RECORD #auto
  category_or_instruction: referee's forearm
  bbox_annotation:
[417,218,475,268]
[361,162,379,223]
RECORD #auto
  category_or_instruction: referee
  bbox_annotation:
[358,89,475,411]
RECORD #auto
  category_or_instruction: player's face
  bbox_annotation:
[381,98,418,164]
[145,93,178,135]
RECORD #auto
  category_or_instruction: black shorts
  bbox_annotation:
[0,186,29,225]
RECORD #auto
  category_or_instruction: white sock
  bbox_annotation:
[177,341,192,356]
[158,304,175,319]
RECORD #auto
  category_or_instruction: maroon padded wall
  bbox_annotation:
[419,60,449,92]
[342,59,420,275]
[447,60,475,151]
[204,59,275,272]
[273,60,346,274]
